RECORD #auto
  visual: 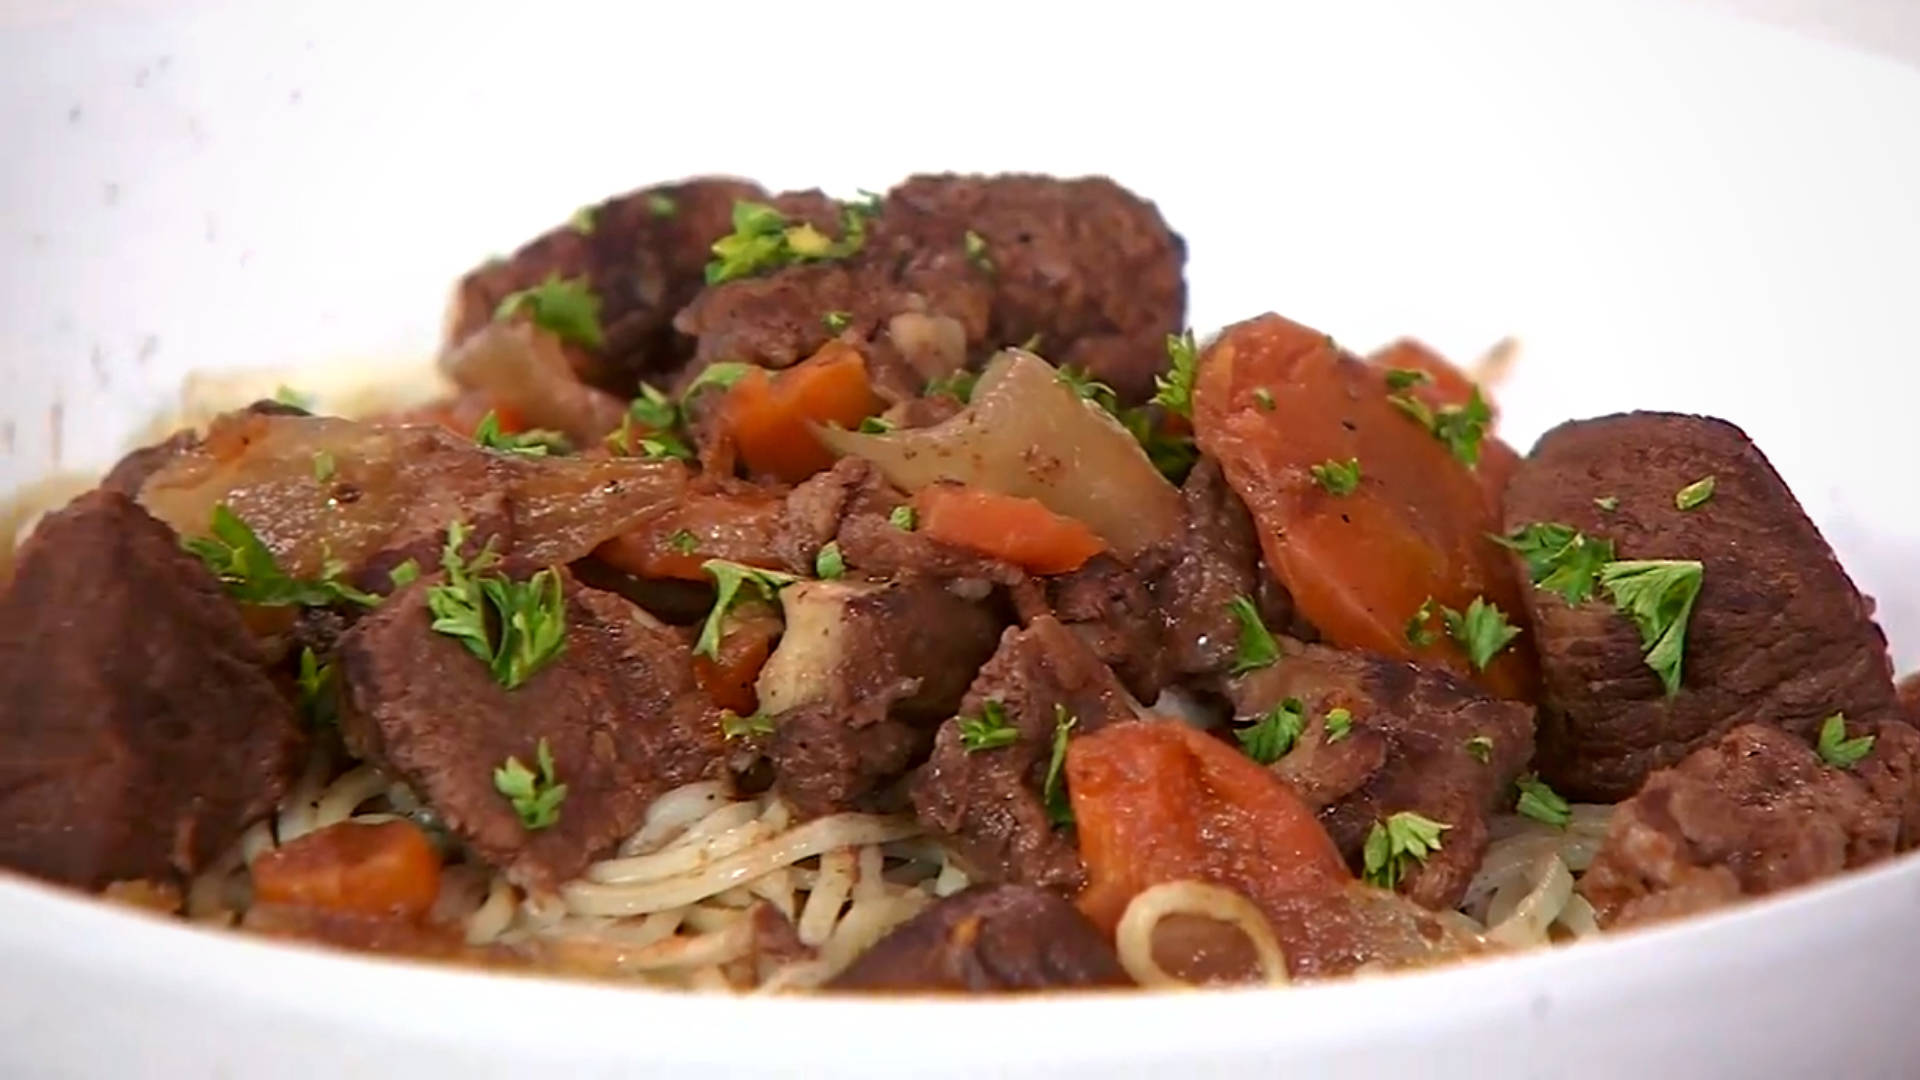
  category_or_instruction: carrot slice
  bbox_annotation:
[1368,338,1518,513]
[912,485,1106,574]
[692,602,783,713]
[1070,720,1348,934]
[1194,313,1535,699]
[595,489,788,582]
[723,342,881,483]
[252,820,441,920]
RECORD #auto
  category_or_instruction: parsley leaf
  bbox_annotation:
[1465,735,1493,763]
[1675,475,1716,511]
[273,385,316,411]
[889,505,917,531]
[1057,366,1120,415]
[295,647,338,728]
[707,200,867,284]
[473,411,569,457]
[720,710,775,740]
[646,192,678,218]
[925,369,978,403]
[1594,495,1620,513]
[311,451,335,483]
[814,540,845,580]
[1043,705,1076,827]
[1252,387,1276,411]
[628,383,679,431]
[1515,773,1572,827]
[1310,458,1362,496]
[1383,368,1431,391]
[696,559,798,661]
[822,310,852,333]
[569,205,596,235]
[1817,713,1876,769]
[1442,596,1522,671]
[1390,384,1491,467]
[668,529,699,555]
[682,361,759,401]
[1324,707,1353,743]
[1362,811,1450,890]
[1152,330,1199,419]
[388,558,421,588]
[963,229,993,273]
[857,416,896,434]
[493,738,567,830]
[1237,698,1305,764]
[1498,522,1616,606]
[1227,595,1281,674]
[1597,559,1704,696]
[1405,596,1440,647]
[959,701,1019,752]
[424,522,567,689]
[495,273,605,349]
[184,504,378,609]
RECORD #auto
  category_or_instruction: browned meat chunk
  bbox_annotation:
[912,616,1136,890]
[756,578,1005,816]
[446,176,767,394]
[1229,642,1534,909]
[876,174,1187,401]
[776,458,1019,585]
[337,570,723,891]
[0,491,304,888]
[830,884,1129,993]
[1043,554,1168,704]
[1153,458,1295,680]
[1504,412,1900,800]
[1580,721,1920,928]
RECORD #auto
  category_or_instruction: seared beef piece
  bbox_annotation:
[777,458,1019,585]
[1228,643,1534,909]
[875,174,1187,401]
[830,884,1129,992]
[1156,459,1277,679]
[1580,721,1920,928]
[1045,554,1169,703]
[338,572,724,891]
[757,579,1005,816]
[446,176,767,394]
[101,429,198,495]
[1900,673,1920,724]
[1505,412,1900,800]
[0,491,304,888]
[137,410,688,597]
[912,616,1136,890]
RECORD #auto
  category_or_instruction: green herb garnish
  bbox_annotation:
[184,505,377,609]
[1310,458,1362,496]
[1597,559,1704,696]
[695,559,798,661]
[959,701,1019,752]
[1498,522,1615,606]
[1515,773,1572,827]
[424,521,567,689]
[1817,713,1875,769]
[1237,698,1305,764]
[495,273,605,349]
[1675,475,1716,511]
[1043,705,1076,827]
[494,738,566,830]
[814,540,845,580]
[1442,596,1522,671]
[1227,595,1280,674]
[1362,811,1450,890]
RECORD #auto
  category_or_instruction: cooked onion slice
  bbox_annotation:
[1115,880,1290,989]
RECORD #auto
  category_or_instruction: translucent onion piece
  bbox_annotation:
[1116,880,1290,989]
[440,321,628,445]
[815,350,1182,559]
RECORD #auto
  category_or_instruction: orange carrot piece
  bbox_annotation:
[595,489,788,582]
[912,485,1106,574]
[252,820,442,920]
[724,342,881,483]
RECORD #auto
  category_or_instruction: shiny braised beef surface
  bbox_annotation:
[1,172,1917,995]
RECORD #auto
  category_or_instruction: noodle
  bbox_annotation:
[1484,853,1573,948]
[1114,881,1290,989]
[311,765,390,830]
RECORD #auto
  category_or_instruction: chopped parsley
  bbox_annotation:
[1383,368,1431,391]
[814,540,845,580]
[822,310,852,333]
[1464,735,1493,764]
[1324,707,1353,743]
[681,361,759,401]
[1675,475,1716,511]
[424,521,568,689]
[1310,457,1362,496]
[473,411,569,457]
[1498,522,1615,606]
[494,273,605,349]
[628,383,679,430]
[720,710,775,740]
[668,529,699,555]
[388,558,421,588]
[1151,330,1199,419]
[1362,811,1450,890]
[857,415,896,434]
[1058,366,1120,414]
[295,647,338,728]
[1018,332,1044,353]
[1817,713,1875,769]
[493,738,566,830]
[958,701,1019,752]
[706,200,869,284]
[1405,596,1440,647]
[1597,559,1704,696]
[1043,705,1076,827]
[1515,773,1572,827]
[1227,594,1281,674]
[695,559,798,661]
[646,191,678,218]
[1594,495,1620,513]
[273,385,316,411]
[1252,387,1275,411]
[1442,596,1522,671]
[568,205,596,235]
[1389,384,1492,468]
[311,450,335,483]
[184,505,377,609]
[963,229,993,273]
[1120,407,1198,482]
[889,504,917,531]
[1237,698,1305,764]
[925,369,978,403]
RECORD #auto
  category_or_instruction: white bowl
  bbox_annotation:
[4,1,1920,1076]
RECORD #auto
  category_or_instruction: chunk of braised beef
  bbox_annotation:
[829,884,1129,993]
[1580,721,1920,928]
[1505,412,1900,800]
[776,458,1019,586]
[1228,642,1534,910]
[1154,458,1296,680]
[337,570,723,892]
[1044,554,1169,704]
[911,616,1136,890]
[0,490,305,888]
